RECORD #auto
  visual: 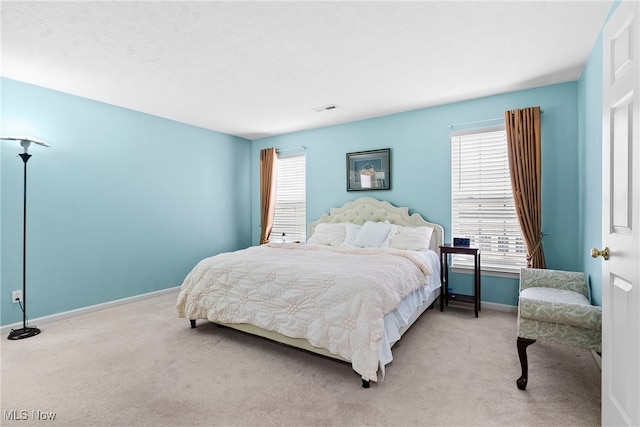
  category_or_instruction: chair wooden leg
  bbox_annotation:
[517,337,536,390]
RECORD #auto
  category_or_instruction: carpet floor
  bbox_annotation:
[1,290,601,426]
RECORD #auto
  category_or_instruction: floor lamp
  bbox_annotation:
[2,136,50,340]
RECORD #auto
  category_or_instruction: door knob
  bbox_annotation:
[591,247,609,260]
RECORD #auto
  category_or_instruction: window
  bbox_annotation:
[271,153,306,242]
[451,126,526,273]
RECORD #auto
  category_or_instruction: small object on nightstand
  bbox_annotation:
[453,237,470,247]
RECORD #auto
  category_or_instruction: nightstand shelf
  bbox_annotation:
[439,244,481,317]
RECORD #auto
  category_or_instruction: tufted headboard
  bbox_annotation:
[307,197,444,253]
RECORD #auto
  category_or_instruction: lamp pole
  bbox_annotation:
[2,136,49,340]
[8,153,42,339]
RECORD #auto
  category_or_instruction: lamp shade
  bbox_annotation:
[1,136,50,153]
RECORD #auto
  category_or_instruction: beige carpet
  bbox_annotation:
[1,291,600,426]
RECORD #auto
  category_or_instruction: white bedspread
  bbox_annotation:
[177,243,433,381]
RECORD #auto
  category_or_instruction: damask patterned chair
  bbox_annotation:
[516,268,602,390]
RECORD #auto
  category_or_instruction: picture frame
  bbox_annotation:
[346,148,391,191]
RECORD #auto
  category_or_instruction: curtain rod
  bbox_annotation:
[276,146,306,153]
[448,117,503,129]
[448,109,544,129]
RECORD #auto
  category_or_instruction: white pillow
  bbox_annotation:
[379,223,398,248]
[307,223,346,246]
[353,221,393,248]
[341,222,362,247]
[389,225,434,251]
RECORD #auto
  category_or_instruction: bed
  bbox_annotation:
[177,197,444,387]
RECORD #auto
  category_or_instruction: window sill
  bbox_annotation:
[451,266,520,279]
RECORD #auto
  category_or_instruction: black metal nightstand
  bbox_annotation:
[439,244,481,317]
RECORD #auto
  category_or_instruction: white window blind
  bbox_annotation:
[271,153,306,243]
[451,127,527,272]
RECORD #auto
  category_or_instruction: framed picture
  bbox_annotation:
[346,148,391,191]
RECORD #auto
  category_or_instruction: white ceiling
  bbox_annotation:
[1,1,613,140]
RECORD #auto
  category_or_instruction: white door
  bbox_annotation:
[601,2,640,426]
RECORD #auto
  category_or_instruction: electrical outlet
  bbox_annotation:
[12,290,22,304]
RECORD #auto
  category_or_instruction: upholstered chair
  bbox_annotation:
[516,268,602,390]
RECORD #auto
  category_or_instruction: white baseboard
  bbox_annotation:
[2,288,517,334]
[447,299,518,314]
[591,350,602,370]
[482,301,518,313]
[1,286,180,335]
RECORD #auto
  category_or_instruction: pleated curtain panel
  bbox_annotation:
[505,106,546,269]
[260,148,278,244]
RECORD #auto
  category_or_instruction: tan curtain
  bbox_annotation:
[505,106,546,269]
[260,148,278,244]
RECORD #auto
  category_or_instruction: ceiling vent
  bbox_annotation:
[312,104,340,112]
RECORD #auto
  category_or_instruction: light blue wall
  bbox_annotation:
[252,82,581,306]
[578,34,604,306]
[1,78,252,325]
[577,0,620,307]
[2,2,615,323]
